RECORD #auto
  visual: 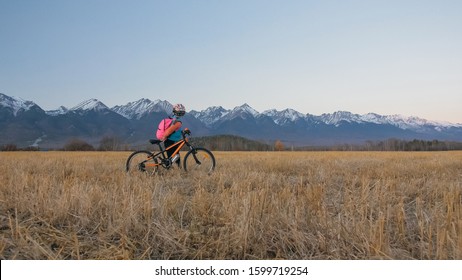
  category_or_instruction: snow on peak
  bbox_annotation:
[111,99,172,119]
[191,104,259,126]
[0,93,37,116]
[190,106,230,127]
[320,111,363,125]
[357,113,462,130]
[112,98,154,119]
[232,103,259,117]
[263,108,304,125]
[376,114,453,131]
[152,99,174,114]
[201,106,229,119]
[361,113,384,124]
[46,106,68,116]
[318,111,451,129]
[71,99,109,112]
[3,92,461,131]
[202,105,227,114]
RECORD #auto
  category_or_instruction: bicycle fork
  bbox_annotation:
[191,149,202,165]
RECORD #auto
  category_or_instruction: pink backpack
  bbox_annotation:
[156,117,173,139]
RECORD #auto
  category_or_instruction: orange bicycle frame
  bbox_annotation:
[144,138,188,168]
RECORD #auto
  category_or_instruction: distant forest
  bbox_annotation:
[191,135,272,151]
[2,135,462,151]
[297,138,462,151]
[193,135,462,152]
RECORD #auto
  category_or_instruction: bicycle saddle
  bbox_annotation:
[149,139,162,145]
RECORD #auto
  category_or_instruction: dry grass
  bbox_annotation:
[0,151,461,259]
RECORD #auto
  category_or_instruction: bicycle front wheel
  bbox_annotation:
[126,150,159,175]
[183,148,215,175]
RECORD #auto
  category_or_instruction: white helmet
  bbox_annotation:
[172,103,186,117]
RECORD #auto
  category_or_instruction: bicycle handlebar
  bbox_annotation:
[182,128,191,138]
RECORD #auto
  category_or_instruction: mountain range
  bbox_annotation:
[1,93,462,148]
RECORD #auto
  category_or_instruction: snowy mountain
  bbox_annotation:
[262,108,307,126]
[70,99,110,113]
[189,104,462,145]
[1,92,462,148]
[190,106,229,127]
[376,115,458,132]
[192,104,462,131]
[232,103,259,117]
[317,111,364,126]
[218,103,259,122]
[111,99,172,119]
[38,96,461,132]
[46,106,68,116]
[0,93,38,116]
[190,104,261,128]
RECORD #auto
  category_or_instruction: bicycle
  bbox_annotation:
[125,128,216,175]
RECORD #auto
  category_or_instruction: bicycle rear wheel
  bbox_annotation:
[126,150,159,175]
[183,147,215,175]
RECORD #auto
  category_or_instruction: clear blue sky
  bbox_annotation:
[1,0,461,123]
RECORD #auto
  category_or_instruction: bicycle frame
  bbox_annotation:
[144,130,192,169]
[126,128,216,175]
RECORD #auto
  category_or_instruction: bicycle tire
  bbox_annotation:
[126,150,159,175]
[183,147,216,175]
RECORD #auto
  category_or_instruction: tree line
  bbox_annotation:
[296,139,462,151]
[2,136,462,152]
[191,135,272,151]
[0,136,124,152]
[1,135,274,151]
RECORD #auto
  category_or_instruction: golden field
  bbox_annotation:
[0,151,461,260]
